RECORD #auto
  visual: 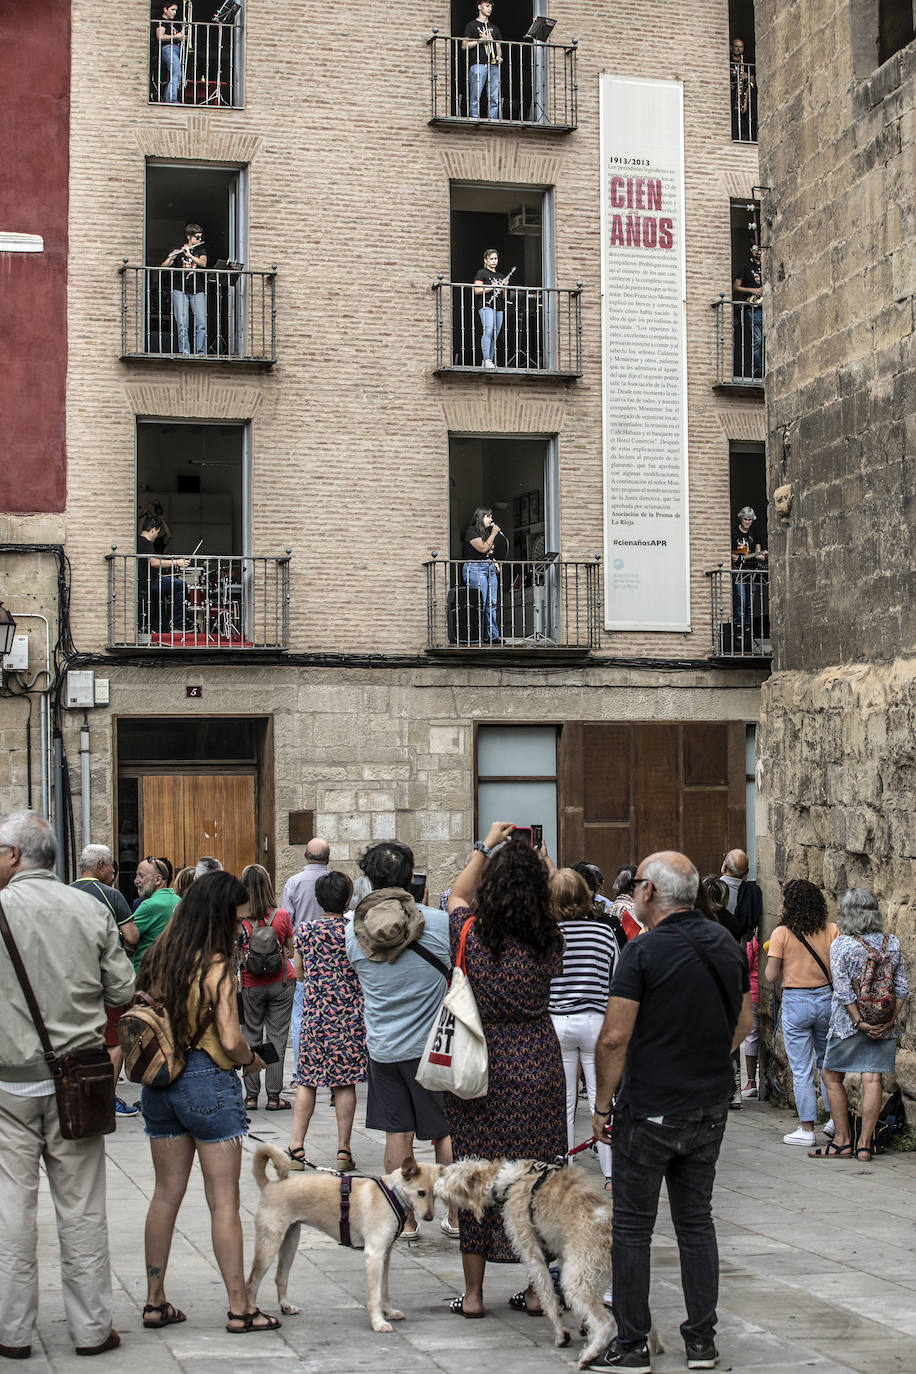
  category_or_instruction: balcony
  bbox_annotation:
[706,566,771,660]
[425,556,601,655]
[149,9,242,107]
[729,59,758,142]
[433,281,582,378]
[427,33,577,131]
[119,265,277,365]
[106,552,290,652]
[713,297,764,392]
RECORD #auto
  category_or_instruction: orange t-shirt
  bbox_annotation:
[768,923,839,987]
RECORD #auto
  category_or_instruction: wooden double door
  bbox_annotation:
[141,773,258,878]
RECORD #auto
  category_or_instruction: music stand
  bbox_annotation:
[525,550,560,644]
[212,1,240,21]
[524,17,556,42]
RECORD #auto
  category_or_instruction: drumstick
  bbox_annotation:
[190,539,203,557]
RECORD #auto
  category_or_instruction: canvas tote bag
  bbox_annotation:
[416,915,488,1098]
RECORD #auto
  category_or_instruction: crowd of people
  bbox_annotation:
[0,808,908,1369]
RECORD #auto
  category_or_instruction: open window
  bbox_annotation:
[728,199,763,382]
[728,0,758,141]
[137,420,248,557]
[148,1,244,108]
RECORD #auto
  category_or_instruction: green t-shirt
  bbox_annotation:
[132,887,180,971]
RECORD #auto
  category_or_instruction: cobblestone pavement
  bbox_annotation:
[23,1084,916,1373]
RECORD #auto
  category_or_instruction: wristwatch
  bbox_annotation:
[473,840,492,859]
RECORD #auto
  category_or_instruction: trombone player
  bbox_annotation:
[463,0,502,120]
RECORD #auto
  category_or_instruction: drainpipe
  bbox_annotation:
[53,731,65,878]
[80,716,91,852]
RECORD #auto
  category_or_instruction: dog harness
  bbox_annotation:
[337,1174,410,1248]
[492,1159,566,1264]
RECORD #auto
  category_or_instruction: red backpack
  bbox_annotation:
[853,935,896,1026]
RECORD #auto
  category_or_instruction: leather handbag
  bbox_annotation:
[0,897,115,1140]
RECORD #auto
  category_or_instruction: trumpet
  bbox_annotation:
[481,20,499,64]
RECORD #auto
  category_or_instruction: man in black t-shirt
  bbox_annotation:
[161,222,207,356]
[463,1,502,119]
[137,514,188,630]
[590,851,752,1372]
[733,242,763,377]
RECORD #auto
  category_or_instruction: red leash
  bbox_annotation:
[566,1134,602,1157]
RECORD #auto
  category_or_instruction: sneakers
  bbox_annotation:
[729,1088,742,1110]
[115,1096,139,1117]
[823,1117,835,1138]
[783,1127,816,1146]
[686,1340,719,1369]
[589,1339,651,1371]
[602,1286,614,1310]
[482,358,496,370]
[741,1082,758,1098]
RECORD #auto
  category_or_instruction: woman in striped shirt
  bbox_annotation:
[548,868,620,1187]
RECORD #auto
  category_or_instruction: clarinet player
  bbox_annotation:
[463,1,502,120]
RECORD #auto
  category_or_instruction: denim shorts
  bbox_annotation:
[141,1049,248,1143]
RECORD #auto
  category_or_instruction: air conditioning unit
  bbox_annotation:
[508,204,542,235]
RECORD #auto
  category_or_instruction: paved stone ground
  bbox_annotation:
[22,1084,916,1373]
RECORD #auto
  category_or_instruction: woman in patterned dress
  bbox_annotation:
[445,821,566,1318]
[287,871,367,1172]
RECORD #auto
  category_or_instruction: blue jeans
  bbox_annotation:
[171,289,207,355]
[612,1102,728,1350]
[733,570,753,631]
[478,306,504,363]
[749,304,763,375]
[781,986,831,1123]
[141,1050,247,1143]
[289,980,304,1084]
[151,574,185,630]
[161,44,182,103]
[464,559,499,641]
[469,61,500,118]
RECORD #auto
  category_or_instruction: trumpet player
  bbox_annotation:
[162,223,208,357]
[156,3,185,104]
[463,0,502,120]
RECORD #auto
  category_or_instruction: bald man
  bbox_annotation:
[590,851,752,1373]
[281,838,331,1084]
[720,848,762,942]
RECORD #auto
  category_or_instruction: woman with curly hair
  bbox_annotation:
[548,867,617,1187]
[137,871,281,1335]
[445,822,566,1318]
[808,888,908,1161]
[765,878,839,1146]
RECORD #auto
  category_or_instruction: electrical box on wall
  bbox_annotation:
[65,670,95,708]
[1,635,30,672]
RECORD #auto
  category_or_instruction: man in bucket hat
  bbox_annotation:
[346,840,458,1238]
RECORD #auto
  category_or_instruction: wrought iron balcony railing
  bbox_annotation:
[714,297,765,387]
[427,33,577,130]
[707,565,771,659]
[425,556,601,651]
[106,552,291,651]
[729,58,758,142]
[119,265,277,364]
[433,281,582,377]
[149,11,242,107]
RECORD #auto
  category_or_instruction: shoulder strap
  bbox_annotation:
[405,938,450,981]
[0,896,56,1063]
[794,931,833,987]
[669,922,737,1029]
[456,915,476,972]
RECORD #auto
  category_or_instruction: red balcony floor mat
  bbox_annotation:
[150,631,254,648]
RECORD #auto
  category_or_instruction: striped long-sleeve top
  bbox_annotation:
[548,916,619,1015]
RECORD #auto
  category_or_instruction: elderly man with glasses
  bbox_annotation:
[131,856,179,972]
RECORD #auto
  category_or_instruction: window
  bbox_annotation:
[136,420,250,557]
[149,1,244,108]
[851,1,915,74]
[728,0,758,142]
[727,200,763,383]
[477,725,558,856]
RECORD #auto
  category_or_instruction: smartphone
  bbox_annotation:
[250,1041,279,1065]
[512,826,533,847]
[531,824,543,848]
[409,873,427,904]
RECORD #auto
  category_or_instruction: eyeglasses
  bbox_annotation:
[145,856,169,883]
[633,877,651,889]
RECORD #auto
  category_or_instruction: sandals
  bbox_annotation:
[244,1095,259,1110]
[225,1307,281,1334]
[808,1142,853,1159]
[450,1295,485,1318]
[287,1146,309,1170]
[336,1149,357,1172]
[142,1301,186,1328]
[855,1146,873,1161]
[508,1290,543,1316]
[266,1095,291,1111]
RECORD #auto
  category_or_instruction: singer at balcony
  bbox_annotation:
[463,508,501,643]
[463,0,502,119]
[156,3,185,104]
[474,249,507,369]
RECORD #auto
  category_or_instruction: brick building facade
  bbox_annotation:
[2,0,768,900]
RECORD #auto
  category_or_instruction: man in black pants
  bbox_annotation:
[137,514,188,632]
[590,851,752,1372]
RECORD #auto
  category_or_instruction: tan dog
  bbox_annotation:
[437,1158,662,1369]
[247,1145,442,1332]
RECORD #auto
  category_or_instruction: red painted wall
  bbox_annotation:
[0,0,70,513]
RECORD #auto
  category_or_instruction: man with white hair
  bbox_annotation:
[590,851,753,1373]
[0,811,135,1359]
[720,848,762,942]
[282,837,331,1082]
[194,855,222,878]
[72,845,139,1117]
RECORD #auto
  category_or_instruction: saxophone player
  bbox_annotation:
[463,1,502,120]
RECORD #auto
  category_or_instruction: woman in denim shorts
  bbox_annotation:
[137,871,281,1335]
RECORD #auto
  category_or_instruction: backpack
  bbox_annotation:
[852,934,896,1026]
[242,912,284,978]
[118,991,214,1087]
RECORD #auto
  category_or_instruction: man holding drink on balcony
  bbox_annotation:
[463,1,502,120]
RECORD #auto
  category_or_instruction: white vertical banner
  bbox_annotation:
[599,75,689,631]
